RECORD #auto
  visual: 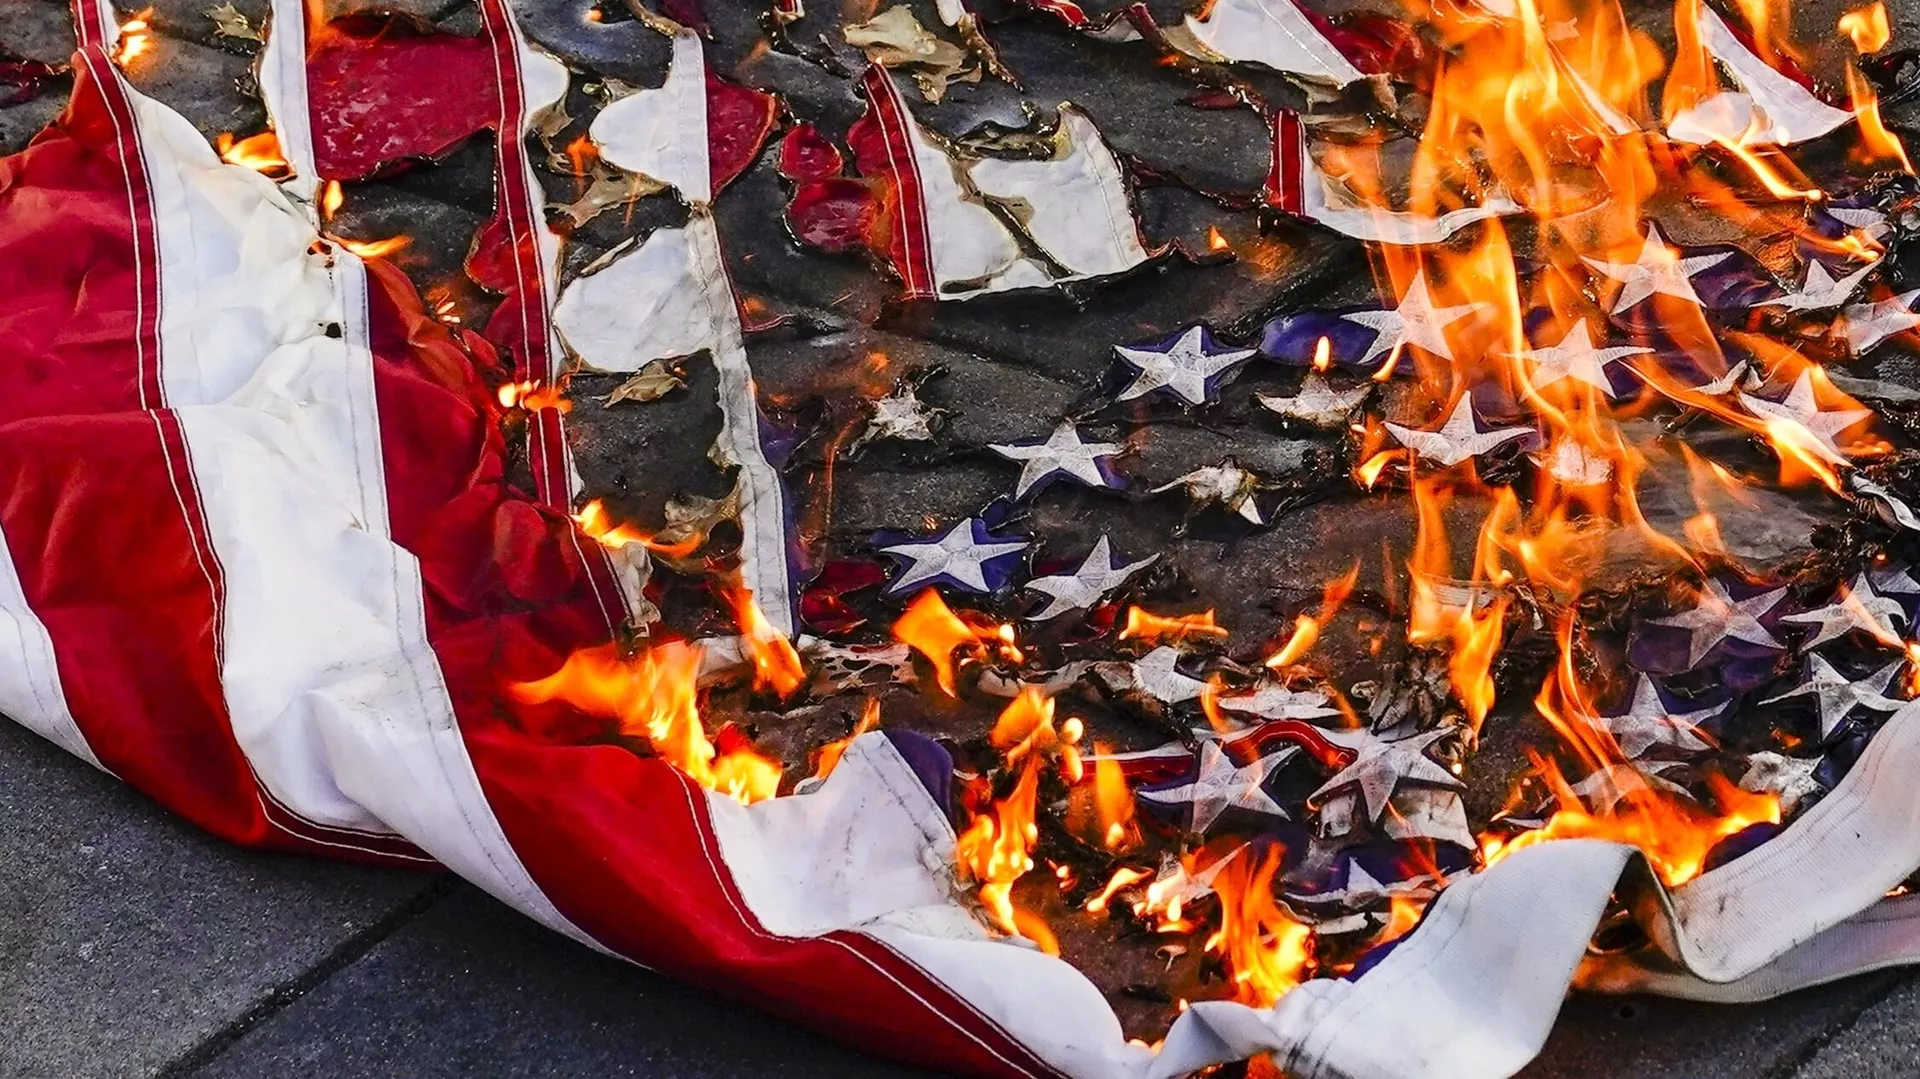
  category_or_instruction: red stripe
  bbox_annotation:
[859,67,937,300]
[70,0,110,53]
[0,53,427,866]
[1266,110,1305,217]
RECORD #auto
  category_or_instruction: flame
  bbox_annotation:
[334,235,412,260]
[955,749,1051,949]
[1085,866,1152,913]
[991,688,1083,782]
[571,499,704,558]
[813,699,881,782]
[511,642,783,804]
[1312,335,1333,372]
[726,587,805,698]
[115,8,154,67]
[1203,845,1312,1007]
[1092,743,1139,850]
[1265,563,1359,669]
[1843,4,1914,172]
[1841,2,1891,51]
[1207,225,1231,252]
[497,379,573,413]
[891,590,1020,696]
[320,181,343,222]
[216,132,291,177]
[1119,606,1229,645]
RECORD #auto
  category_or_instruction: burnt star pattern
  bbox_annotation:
[1216,683,1343,722]
[1758,259,1876,312]
[1739,751,1825,815]
[1648,577,1787,668]
[1763,654,1905,741]
[1521,320,1651,396]
[1309,726,1462,822]
[1570,761,1689,813]
[1597,676,1721,759]
[1138,740,1299,834]
[875,518,1029,595]
[1841,288,1920,356]
[1692,359,1757,397]
[1152,458,1265,524]
[1113,325,1255,405]
[1104,646,1211,705]
[1738,370,1872,465]
[1340,271,1486,365]
[988,421,1124,500]
[852,383,943,452]
[1385,395,1532,467]
[1582,224,1730,313]
[1256,372,1372,428]
[1870,563,1920,596]
[1779,574,1906,650]
[1021,535,1154,620]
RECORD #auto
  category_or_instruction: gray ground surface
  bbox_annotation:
[8,0,1920,1075]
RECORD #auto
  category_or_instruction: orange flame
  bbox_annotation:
[497,379,573,413]
[891,590,1020,696]
[334,235,412,260]
[216,131,291,177]
[511,642,783,804]
[1092,743,1139,850]
[320,180,344,222]
[571,499,704,558]
[1119,606,1229,645]
[115,8,155,67]
[1207,225,1231,252]
[956,750,1051,949]
[813,699,881,782]
[727,587,805,698]
[1204,845,1312,1007]
[1265,563,1359,669]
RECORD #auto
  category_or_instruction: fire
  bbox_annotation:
[1118,606,1229,645]
[1085,865,1152,913]
[812,699,881,782]
[216,132,291,177]
[571,498,704,558]
[333,235,412,260]
[726,587,805,698]
[320,181,344,222]
[1091,744,1139,849]
[891,590,1020,696]
[115,9,154,68]
[1841,2,1892,52]
[511,642,783,804]
[1265,563,1359,669]
[1843,4,1914,172]
[990,688,1083,782]
[955,745,1052,949]
[497,379,573,413]
[1311,335,1332,372]
[1203,845,1312,1007]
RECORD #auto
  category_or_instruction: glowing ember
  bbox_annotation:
[511,642,783,805]
[1207,225,1231,252]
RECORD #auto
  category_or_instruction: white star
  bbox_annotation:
[1738,751,1824,815]
[1870,563,1920,595]
[1255,372,1372,428]
[1779,573,1907,650]
[1340,271,1486,365]
[1738,370,1872,466]
[1521,321,1651,397]
[1758,259,1876,312]
[988,421,1124,499]
[1582,224,1730,313]
[1022,536,1154,620]
[1569,761,1689,813]
[1151,459,1265,524]
[1138,741,1298,834]
[1385,395,1532,467]
[1826,205,1891,241]
[1309,726,1461,822]
[855,384,942,449]
[1692,359,1758,397]
[1216,683,1342,722]
[1596,676,1720,759]
[1113,325,1255,405]
[1763,653,1905,740]
[1649,577,1786,667]
[1100,646,1211,705]
[1840,288,1920,355]
[877,519,1029,595]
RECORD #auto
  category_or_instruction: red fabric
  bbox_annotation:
[849,67,935,299]
[307,15,497,181]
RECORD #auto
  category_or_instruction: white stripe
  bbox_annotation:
[108,56,595,943]
[0,527,106,772]
[258,0,320,203]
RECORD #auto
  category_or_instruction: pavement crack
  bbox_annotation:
[149,875,457,1079]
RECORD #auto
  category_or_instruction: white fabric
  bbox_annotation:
[968,106,1151,281]
[1181,0,1365,87]
[1302,147,1521,245]
[1666,6,1851,146]
[590,30,712,205]
[258,0,319,203]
